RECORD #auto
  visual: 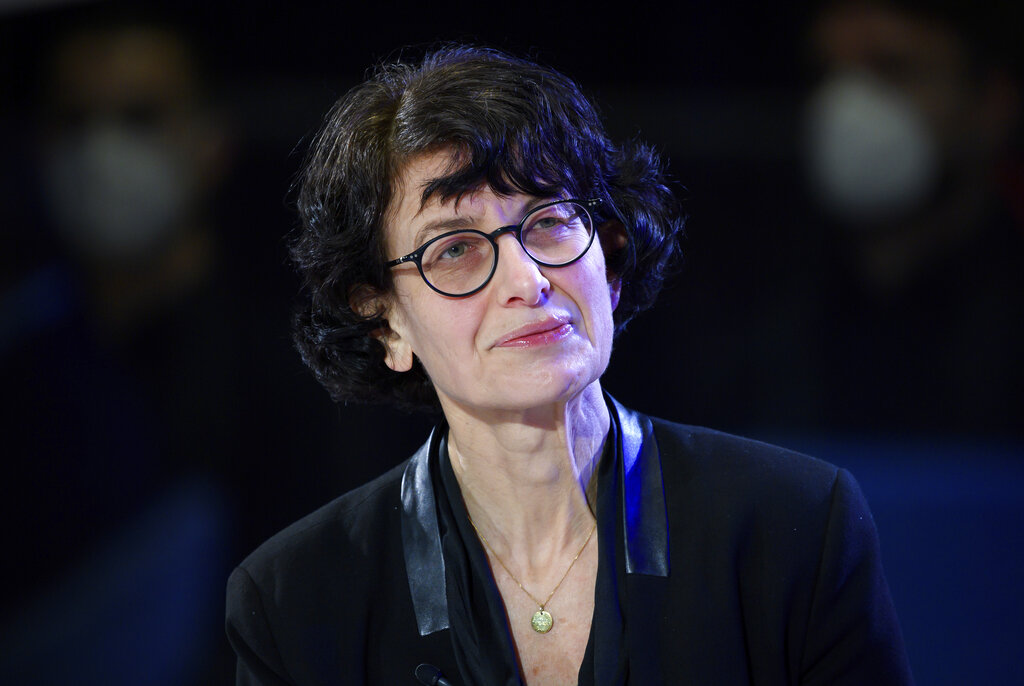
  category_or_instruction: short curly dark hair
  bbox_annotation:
[291,45,684,411]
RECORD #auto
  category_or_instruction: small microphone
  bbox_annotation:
[415,663,454,686]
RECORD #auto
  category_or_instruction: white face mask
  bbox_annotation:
[803,72,939,223]
[44,125,191,260]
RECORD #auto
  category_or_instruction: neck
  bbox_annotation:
[443,382,608,576]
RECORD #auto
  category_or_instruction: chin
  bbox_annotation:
[495,365,602,412]
[434,348,609,415]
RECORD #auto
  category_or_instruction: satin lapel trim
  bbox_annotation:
[400,428,450,636]
[609,395,670,577]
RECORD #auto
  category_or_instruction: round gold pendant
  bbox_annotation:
[531,609,553,633]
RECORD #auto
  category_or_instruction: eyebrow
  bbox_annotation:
[409,196,559,251]
[411,216,477,251]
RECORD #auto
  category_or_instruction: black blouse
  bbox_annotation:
[434,431,620,685]
[410,394,666,684]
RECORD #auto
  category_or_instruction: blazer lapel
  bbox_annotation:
[607,395,672,684]
[400,429,450,636]
[609,395,670,578]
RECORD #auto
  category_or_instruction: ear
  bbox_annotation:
[608,278,622,312]
[597,218,628,301]
[380,328,414,373]
[349,285,415,373]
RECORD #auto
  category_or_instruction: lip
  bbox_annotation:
[493,317,573,348]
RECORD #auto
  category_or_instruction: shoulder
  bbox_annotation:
[237,458,408,584]
[648,417,843,510]
[227,456,411,632]
[225,460,410,667]
[225,458,420,682]
[633,420,909,681]
[644,417,872,571]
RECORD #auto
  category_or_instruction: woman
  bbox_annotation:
[226,46,912,685]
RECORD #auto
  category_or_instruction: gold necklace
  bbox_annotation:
[467,515,596,634]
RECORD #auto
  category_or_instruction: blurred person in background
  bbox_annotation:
[39,15,229,339]
[0,7,425,681]
[0,12,239,684]
[801,0,1024,436]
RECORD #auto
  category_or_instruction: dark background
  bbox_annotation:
[1,1,1021,684]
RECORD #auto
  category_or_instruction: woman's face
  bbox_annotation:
[377,151,620,416]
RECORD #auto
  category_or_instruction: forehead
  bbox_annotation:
[391,151,458,218]
[385,150,529,252]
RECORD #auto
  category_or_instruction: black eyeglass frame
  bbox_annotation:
[384,198,603,297]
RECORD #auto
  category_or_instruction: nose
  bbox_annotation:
[491,232,550,306]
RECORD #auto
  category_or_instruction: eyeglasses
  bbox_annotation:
[385,198,601,297]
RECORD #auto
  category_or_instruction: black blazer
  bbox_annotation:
[226,400,913,685]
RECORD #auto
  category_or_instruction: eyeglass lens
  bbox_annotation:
[419,201,593,296]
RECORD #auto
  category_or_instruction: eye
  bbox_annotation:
[443,242,469,258]
[422,232,489,269]
[527,214,578,239]
[439,238,475,260]
[525,204,583,235]
[532,216,563,230]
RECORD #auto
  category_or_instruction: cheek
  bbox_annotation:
[590,282,618,350]
[563,264,616,346]
[404,298,483,362]
[594,294,616,352]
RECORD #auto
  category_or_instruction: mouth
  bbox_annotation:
[493,316,573,348]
